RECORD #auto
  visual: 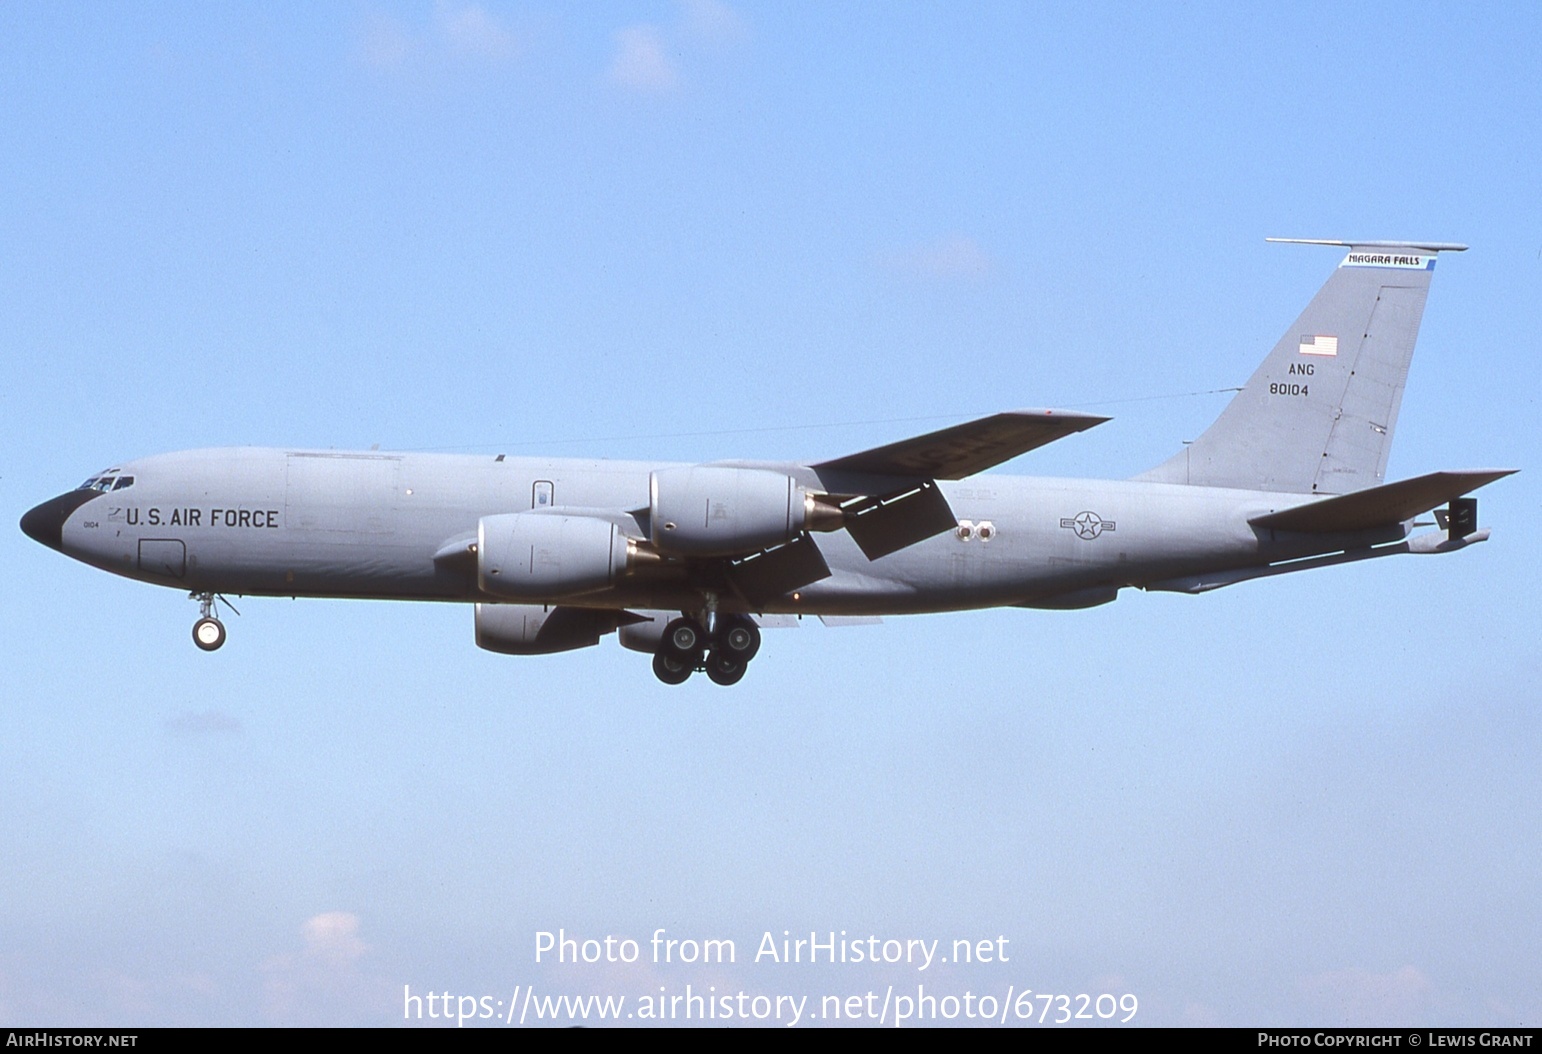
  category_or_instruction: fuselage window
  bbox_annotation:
[112,476,135,490]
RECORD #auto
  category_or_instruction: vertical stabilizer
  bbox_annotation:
[1138,240,1466,494]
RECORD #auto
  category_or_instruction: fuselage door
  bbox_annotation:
[532,480,554,509]
[138,538,187,579]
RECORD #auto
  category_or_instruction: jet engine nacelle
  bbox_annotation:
[474,602,622,655]
[618,611,670,653]
[649,466,841,557]
[478,511,629,600]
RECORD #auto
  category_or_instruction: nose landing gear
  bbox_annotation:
[193,616,226,651]
[189,592,239,652]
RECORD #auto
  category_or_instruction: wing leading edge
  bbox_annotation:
[813,409,1109,480]
[798,409,1108,562]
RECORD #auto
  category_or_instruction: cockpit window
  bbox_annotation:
[78,471,125,492]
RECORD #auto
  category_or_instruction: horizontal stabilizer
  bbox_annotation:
[1249,470,1516,533]
[1265,238,1469,253]
[815,409,1108,480]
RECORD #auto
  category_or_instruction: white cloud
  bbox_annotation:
[357,13,415,71]
[300,912,369,967]
[437,2,518,60]
[1181,1001,1224,1026]
[262,912,375,1025]
[679,0,747,47]
[881,235,997,280]
[354,5,518,71]
[1298,965,1434,1024]
[608,25,679,93]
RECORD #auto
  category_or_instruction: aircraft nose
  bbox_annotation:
[20,491,101,551]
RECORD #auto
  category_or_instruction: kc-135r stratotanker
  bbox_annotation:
[22,240,1516,685]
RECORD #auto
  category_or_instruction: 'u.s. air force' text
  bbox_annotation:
[536,929,1008,971]
[107,506,279,528]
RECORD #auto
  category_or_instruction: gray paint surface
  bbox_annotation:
[20,243,1514,672]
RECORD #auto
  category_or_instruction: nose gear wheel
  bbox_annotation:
[188,592,239,651]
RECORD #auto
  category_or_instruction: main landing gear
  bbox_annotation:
[189,592,239,652]
[651,613,762,687]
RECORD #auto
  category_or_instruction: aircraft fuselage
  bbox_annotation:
[21,241,1508,683]
[34,446,1377,616]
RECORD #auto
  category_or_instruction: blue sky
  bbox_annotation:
[2,1,1539,1027]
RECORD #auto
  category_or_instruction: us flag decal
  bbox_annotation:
[1299,334,1339,356]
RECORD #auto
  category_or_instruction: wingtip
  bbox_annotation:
[1006,407,1112,426]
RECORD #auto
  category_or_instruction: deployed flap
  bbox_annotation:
[726,532,832,604]
[814,410,1108,480]
[1249,469,1516,533]
[842,479,958,560]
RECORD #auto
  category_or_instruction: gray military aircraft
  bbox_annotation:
[21,240,1515,685]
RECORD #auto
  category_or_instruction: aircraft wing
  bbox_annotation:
[1249,469,1517,533]
[813,409,1109,480]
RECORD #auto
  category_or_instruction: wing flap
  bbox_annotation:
[1249,470,1517,533]
[842,479,958,560]
[814,409,1108,480]
[725,532,833,604]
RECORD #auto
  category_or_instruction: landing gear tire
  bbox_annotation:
[192,617,226,652]
[652,650,693,685]
[706,650,747,686]
[716,616,761,663]
[661,617,707,663]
